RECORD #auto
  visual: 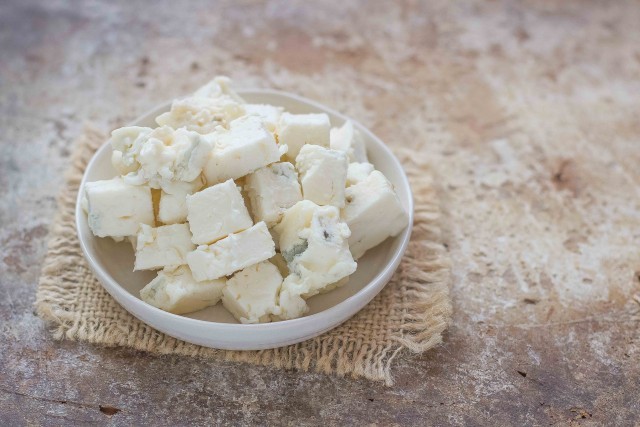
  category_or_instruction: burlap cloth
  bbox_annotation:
[35,126,452,385]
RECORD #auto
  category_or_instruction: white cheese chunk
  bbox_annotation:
[245,162,302,227]
[140,265,226,314]
[274,201,356,319]
[330,120,368,163]
[187,222,275,281]
[134,223,195,271]
[244,104,283,132]
[112,126,213,189]
[158,175,205,225]
[85,177,154,239]
[346,162,375,187]
[222,261,283,324]
[277,112,330,161]
[155,96,245,134]
[186,179,253,245]
[193,76,245,103]
[295,145,348,208]
[342,170,409,259]
[203,116,282,185]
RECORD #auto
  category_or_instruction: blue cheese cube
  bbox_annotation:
[134,223,195,271]
[342,171,409,259]
[187,222,276,281]
[274,200,356,319]
[222,261,283,324]
[295,145,348,208]
[346,162,375,187]
[277,112,330,161]
[186,179,253,245]
[203,116,283,185]
[330,120,368,163]
[155,96,245,134]
[158,176,205,225]
[244,104,283,132]
[245,162,302,227]
[140,265,226,314]
[84,177,154,239]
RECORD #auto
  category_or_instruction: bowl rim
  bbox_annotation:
[75,88,414,332]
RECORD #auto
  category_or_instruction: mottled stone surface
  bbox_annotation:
[1,0,639,425]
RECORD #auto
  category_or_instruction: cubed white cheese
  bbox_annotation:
[186,179,253,245]
[112,126,213,189]
[295,145,348,208]
[140,265,226,314]
[203,116,282,185]
[158,175,205,225]
[244,104,283,132]
[187,221,275,281]
[110,126,153,175]
[192,75,245,103]
[222,261,283,323]
[274,201,356,319]
[342,170,409,259]
[277,112,330,161]
[245,162,302,227]
[85,177,154,239]
[329,120,368,163]
[346,162,375,187]
[134,223,195,271]
[155,96,245,134]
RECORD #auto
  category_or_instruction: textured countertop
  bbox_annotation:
[1,1,639,425]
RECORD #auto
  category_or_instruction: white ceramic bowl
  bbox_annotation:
[76,89,413,350]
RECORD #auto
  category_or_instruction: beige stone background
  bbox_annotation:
[1,0,639,425]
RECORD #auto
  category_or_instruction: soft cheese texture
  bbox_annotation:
[222,261,283,324]
[277,112,330,161]
[203,116,282,184]
[296,145,348,208]
[329,120,368,163]
[155,96,245,134]
[244,104,283,132]
[245,162,302,227]
[187,222,276,281]
[112,126,212,189]
[140,266,226,314]
[134,223,195,271]
[186,179,253,245]
[346,162,375,187]
[275,201,356,319]
[158,176,205,225]
[85,177,154,239]
[342,170,409,259]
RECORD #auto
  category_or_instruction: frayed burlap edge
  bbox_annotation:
[35,126,452,385]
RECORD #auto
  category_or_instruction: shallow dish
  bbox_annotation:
[76,89,413,350]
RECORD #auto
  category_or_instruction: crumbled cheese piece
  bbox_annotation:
[193,76,245,103]
[186,179,253,245]
[134,223,195,271]
[85,177,154,239]
[112,126,212,189]
[277,112,330,161]
[158,175,205,225]
[140,265,226,314]
[110,126,153,175]
[222,261,283,323]
[187,221,275,281]
[244,104,283,132]
[342,171,409,259]
[329,120,368,163]
[275,201,356,319]
[245,162,302,227]
[203,116,282,185]
[346,162,375,187]
[295,145,348,208]
[155,97,245,134]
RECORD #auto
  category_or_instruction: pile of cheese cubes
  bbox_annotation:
[83,77,409,323]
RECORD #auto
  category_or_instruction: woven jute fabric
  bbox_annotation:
[35,127,452,385]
